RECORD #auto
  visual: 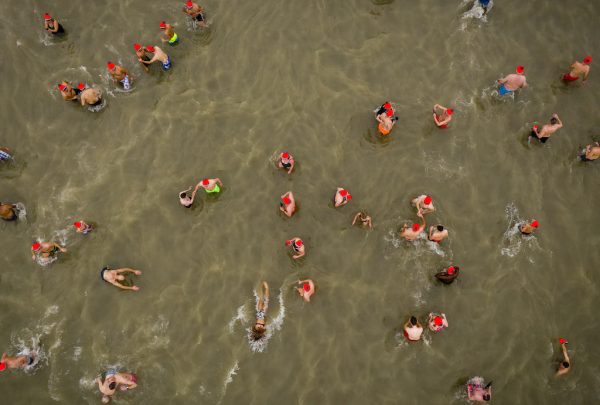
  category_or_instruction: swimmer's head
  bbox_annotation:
[559,337,567,345]
[108,381,117,390]
[386,109,394,117]
[106,62,116,71]
[516,65,525,74]
[303,283,311,292]
[410,316,417,326]
[533,125,539,131]
[446,108,453,115]
[77,83,86,91]
[340,190,352,200]
[531,220,539,228]
[550,117,558,125]
[562,361,570,368]
[180,192,187,199]
[202,179,209,186]
[434,316,443,326]
[252,324,266,340]
[159,21,167,30]
[74,221,82,229]
[281,152,290,159]
[185,1,194,8]
[447,266,455,275]
[383,102,391,109]
[411,223,420,232]
[145,45,155,53]
[436,225,444,232]
[424,196,432,205]
[294,239,303,247]
[58,83,67,91]
[133,43,142,51]
[583,56,592,65]
[0,361,7,371]
[282,197,291,205]
[32,242,41,251]
[43,13,52,21]
[483,394,491,401]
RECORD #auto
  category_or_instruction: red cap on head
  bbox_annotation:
[282,197,291,205]
[340,189,348,197]
[424,196,432,205]
[107,62,115,70]
[74,221,82,229]
[159,21,167,29]
[559,337,567,344]
[133,43,142,51]
[202,179,209,186]
[516,65,525,74]
[446,108,453,115]
[0,362,6,371]
[186,1,194,6]
[383,102,391,109]
[386,109,394,117]
[145,45,155,53]
[32,242,41,251]
[77,83,85,91]
[303,283,311,292]
[434,316,443,326]
[531,220,539,228]
[533,125,539,130]
[447,266,455,275]
[347,194,352,200]
[58,84,67,91]
[44,13,52,21]
[411,223,420,232]
[583,55,592,65]
[295,239,303,247]
[285,240,291,246]
[281,152,289,159]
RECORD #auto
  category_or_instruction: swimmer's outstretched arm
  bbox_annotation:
[497,76,507,83]
[352,212,361,225]
[53,242,67,252]
[116,268,142,275]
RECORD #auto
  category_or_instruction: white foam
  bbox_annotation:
[221,361,239,396]
[228,305,247,333]
[246,290,286,353]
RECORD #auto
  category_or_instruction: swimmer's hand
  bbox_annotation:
[134,270,142,276]
[132,286,140,291]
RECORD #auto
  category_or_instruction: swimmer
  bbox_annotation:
[31,241,66,261]
[195,178,222,194]
[279,191,296,217]
[374,101,393,116]
[0,352,36,371]
[100,267,142,291]
[73,220,93,234]
[0,147,13,161]
[556,338,571,377]
[432,104,453,128]
[182,1,207,28]
[530,114,563,143]
[251,281,269,341]
[478,0,490,15]
[277,152,295,174]
[399,218,426,241]
[435,266,459,284]
[78,83,103,107]
[428,225,449,243]
[411,195,435,218]
[467,377,492,402]
[403,316,423,342]
[96,370,138,403]
[562,55,592,83]
[58,81,79,101]
[43,13,65,35]
[427,313,448,332]
[352,211,372,229]
[497,65,527,96]
[179,186,198,208]
[160,21,179,45]
[286,237,305,259]
[376,109,397,136]
[296,279,315,302]
[140,45,172,71]
[106,62,132,91]
[0,202,19,221]
[580,142,600,161]
[133,43,150,73]
[519,219,538,235]
[334,187,352,207]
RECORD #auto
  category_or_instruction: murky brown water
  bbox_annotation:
[1,0,600,403]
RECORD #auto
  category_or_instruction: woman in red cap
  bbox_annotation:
[279,191,296,217]
[57,81,79,101]
[296,279,314,302]
[286,237,305,259]
[435,265,459,284]
[375,108,397,136]
[31,240,66,262]
[334,187,352,207]
[519,219,539,235]
[400,217,426,241]
[432,104,453,128]
[563,55,592,83]
[277,151,295,174]
[43,13,64,35]
[74,220,93,234]
[182,1,206,28]
[427,313,448,332]
[412,194,435,218]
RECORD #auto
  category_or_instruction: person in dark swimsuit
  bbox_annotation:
[43,13,65,35]
[435,266,459,284]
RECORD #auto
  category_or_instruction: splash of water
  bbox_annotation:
[246,290,286,353]
[228,305,247,333]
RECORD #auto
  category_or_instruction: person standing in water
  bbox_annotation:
[432,104,453,128]
[31,241,66,261]
[179,186,198,207]
[0,202,19,221]
[428,313,448,332]
[435,265,459,284]
[251,281,269,341]
[196,178,222,194]
[100,267,142,291]
[519,219,538,235]
[0,147,13,162]
[530,114,563,143]
[497,65,527,96]
[562,55,592,83]
[334,188,352,207]
[428,225,449,243]
[277,152,295,174]
[556,338,571,377]
[403,316,423,342]
[78,83,103,107]
[0,352,36,371]
[400,218,426,241]
[412,195,435,218]
[43,13,64,35]
[96,370,137,404]
[159,21,179,45]
[467,377,492,402]
[376,109,397,136]
[58,82,79,101]
[106,62,132,91]
[280,191,296,217]
[74,221,93,234]
[140,45,172,71]
[134,43,150,73]
[352,211,372,229]
[182,1,207,28]
[296,279,315,302]
[580,142,600,161]
[286,237,305,259]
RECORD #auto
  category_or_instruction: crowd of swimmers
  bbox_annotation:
[0,2,592,402]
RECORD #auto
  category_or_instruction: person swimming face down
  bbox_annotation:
[252,323,266,340]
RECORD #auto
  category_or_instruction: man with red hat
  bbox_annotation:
[195,177,223,194]
[57,81,79,101]
[160,21,179,45]
[31,240,66,262]
[74,220,93,235]
[286,237,305,259]
[182,1,206,28]
[43,13,64,35]
[427,312,448,332]
[400,217,426,241]
[277,151,295,174]
[133,43,150,73]
[412,194,435,218]
[519,219,539,235]
[563,55,592,83]
[296,279,315,302]
[530,113,563,143]
[556,338,571,377]
[139,45,172,71]
[279,191,296,217]
[497,65,527,96]
[432,103,454,128]
[106,61,132,90]
[0,352,36,372]
[375,104,398,136]
[0,201,20,221]
[334,187,352,207]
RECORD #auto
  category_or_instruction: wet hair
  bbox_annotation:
[483,394,491,401]
[108,382,116,390]
[410,316,417,325]
[550,117,558,125]
[180,192,187,198]
[252,325,265,340]
[436,225,444,232]
[562,361,570,368]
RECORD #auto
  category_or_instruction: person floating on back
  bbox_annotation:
[497,65,527,96]
[182,1,207,28]
[556,337,571,377]
[107,62,132,91]
[159,21,179,45]
[519,219,538,235]
[435,265,459,284]
[277,152,295,174]
[286,237,305,259]
[251,282,270,341]
[280,191,296,217]
[580,142,600,161]
[43,13,64,35]
[562,55,591,83]
[530,114,563,143]
[432,104,453,129]
[139,45,171,71]
[100,267,142,291]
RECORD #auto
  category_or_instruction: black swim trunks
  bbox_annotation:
[195,13,205,22]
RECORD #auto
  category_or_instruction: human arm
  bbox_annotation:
[352,213,361,225]
[583,69,589,82]
[561,344,570,363]
[49,20,59,33]
[116,268,142,275]
[54,242,67,253]
[215,178,223,186]
[140,55,157,65]
[552,114,563,129]
[287,159,295,174]
[293,250,305,259]
[442,313,448,327]
[497,76,507,84]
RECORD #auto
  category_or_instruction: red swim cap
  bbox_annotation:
[340,189,348,197]
[386,109,394,117]
[133,43,142,51]
[434,316,443,326]
[202,179,209,186]
[303,283,311,292]
[447,266,455,275]
[559,337,567,344]
[531,220,539,228]
[74,221,82,229]
[583,55,592,65]
[383,102,391,109]
[446,108,454,115]
[285,240,291,246]
[282,197,291,205]
[411,223,420,232]
[347,194,352,200]
[44,13,52,21]
[77,83,85,91]
[186,1,193,6]
[295,239,303,247]
[533,125,539,130]
[516,65,525,74]
[107,62,115,70]
[145,45,155,53]
[424,196,432,205]
[32,242,41,251]
[159,21,167,29]
[58,84,67,91]
[0,362,6,371]
[281,152,289,159]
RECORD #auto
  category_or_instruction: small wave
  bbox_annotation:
[15,202,27,220]
[221,361,239,397]
[228,305,247,333]
[86,98,107,113]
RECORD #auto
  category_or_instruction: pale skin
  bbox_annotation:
[160,24,176,43]
[467,378,492,402]
[498,72,527,91]
[0,203,17,220]
[179,186,198,207]
[182,2,206,27]
[352,212,372,229]
[400,217,426,241]
[253,282,270,335]
[59,81,77,101]
[44,18,60,33]
[280,191,296,217]
[140,46,169,65]
[75,221,93,233]
[403,318,423,341]
[566,60,590,82]
[556,342,571,377]
[101,268,142,291]
[583,142,600,160]
[532,114,563,140]
[32,241,66,261]
[96,372,137,403]
[195,178,222,192]
[519,221,537,234]
[428,226,449,243]
[80,88,102,106]
[135,48,149,72]
[432,104,452,127]
[376,112,395,133]
[411,195,435,218]
[288,237,305,259]
[334,188,351,207]
[1,352,35,369]
[296,279,315,302]
[427,313,448,332]
[108,65,130,83]
[277,153,295,174]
